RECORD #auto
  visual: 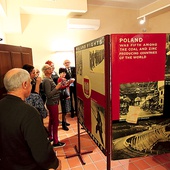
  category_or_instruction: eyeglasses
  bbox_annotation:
[64,62,70,64]
[45,67,52,70]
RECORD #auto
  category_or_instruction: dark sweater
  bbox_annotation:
[0,95,59,170]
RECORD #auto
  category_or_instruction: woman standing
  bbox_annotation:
[58,68,75,131]
[45,60,59,84]
[42,64,65,148]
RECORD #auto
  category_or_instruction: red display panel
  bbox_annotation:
[111,34,166,121]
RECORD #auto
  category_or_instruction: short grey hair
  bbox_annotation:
[41,64,50,74]
[3,68,30,92]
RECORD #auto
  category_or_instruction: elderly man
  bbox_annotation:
[0,68,61,170]
[63,59,77,118]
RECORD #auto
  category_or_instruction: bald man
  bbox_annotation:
[0,68,61,170]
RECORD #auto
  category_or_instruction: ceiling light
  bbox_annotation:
[139,16,146,25]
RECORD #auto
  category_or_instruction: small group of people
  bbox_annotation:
[44,60,77,130]
[45,60,77,117]
[0,59,76,170]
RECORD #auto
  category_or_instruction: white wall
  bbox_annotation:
[5,6,139,71]
[0,29,5,43]
[4,5,170,73]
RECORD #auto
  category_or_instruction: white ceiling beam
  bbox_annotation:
[137,0,170,19]
[1,0,88,33]
[0,0,6,16]
[20,0,87,15]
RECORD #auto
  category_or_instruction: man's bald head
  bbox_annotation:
[4,68,30,92]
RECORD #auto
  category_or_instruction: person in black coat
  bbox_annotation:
[0,68,61,170]
[62,59,77,118]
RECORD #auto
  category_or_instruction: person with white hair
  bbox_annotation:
[0,68,61,170]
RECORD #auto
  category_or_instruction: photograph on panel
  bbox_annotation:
[77,97,84,126]
[76,51,83,76]
[165,33,170,81]
[119,81,164,121]
[91,99,105,147]
[112,117,170,160]
[89,48,104,73]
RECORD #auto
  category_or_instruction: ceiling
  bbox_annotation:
[18,0,168,16]
[19,0,160,16]
[87,0,158,10]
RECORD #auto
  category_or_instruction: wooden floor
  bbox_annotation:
[44,114,170,170]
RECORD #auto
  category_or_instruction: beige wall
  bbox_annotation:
[5,5,170,73]
[144,8,170,33]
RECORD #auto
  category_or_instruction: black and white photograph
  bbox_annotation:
[165,33,170,81]
[119,81,164,121]
[77,97,84,125]
[91,99,105,147]
[76,51,83,76]
[112,117,170,160]
[89,49,104,73]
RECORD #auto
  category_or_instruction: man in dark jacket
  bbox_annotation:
[0,68,61,170]
[63,59,77,118]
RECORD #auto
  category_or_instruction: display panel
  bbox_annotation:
[111,33,170,161]
[111,33,166,121]
[75,33,169,162]
[75,36,110,153]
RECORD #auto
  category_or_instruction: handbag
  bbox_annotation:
[60,88,70,99]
